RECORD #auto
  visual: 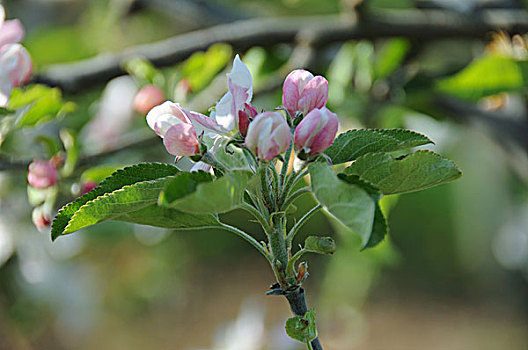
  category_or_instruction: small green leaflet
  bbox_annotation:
[285,309,317,342]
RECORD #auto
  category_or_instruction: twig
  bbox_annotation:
[33,9,528,93]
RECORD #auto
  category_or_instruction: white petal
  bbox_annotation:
[213,91,235,131]
[228,54,252,93]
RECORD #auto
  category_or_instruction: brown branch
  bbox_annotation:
[33,9,528,93]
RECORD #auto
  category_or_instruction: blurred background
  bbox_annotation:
[1,0,528,349]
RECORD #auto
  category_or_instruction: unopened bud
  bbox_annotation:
[294,107,338,155]
[245,111,291,161]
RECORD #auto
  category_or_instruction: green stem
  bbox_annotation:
[287,204,322,248]
[267,214,290,286]
[270,163,280,208]
[259,164,273,210]
[281,141,293,188]
[218,222,271,264]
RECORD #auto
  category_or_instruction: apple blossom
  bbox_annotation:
[146,101,226,157]
[27,159,58,189]
[134,84,166,114]
[294,107,338,155]
[0,43,32,107]
[245,111,291,161]
[213,54,253,133]
[282,69,328,118]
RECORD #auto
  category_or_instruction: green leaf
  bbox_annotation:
[343,150,462,195]
[159,171,251,214]
[325,128,432,164]
[436,54,528,100]
[285,309,317,343]
[309,163,376,248]
[365,203,388,249]
[374,38,410,80]
[124,57,165,87]
[338,174,388,249]
[9,85,75,128]
[113,204,220,228]
[63,176,176,234]
[304,236,336,255]
[182,43,232,91]
[52,162,180,240]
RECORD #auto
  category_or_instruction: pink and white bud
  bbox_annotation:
[0,43,32,107]
[133,84,165,114]
[32,205,51,231]
[28,159,58,189]
[294,107,338,155]
[282,69,328,118]
[245,111,291,161]
[146,101,226,157]
[213,55,253,133]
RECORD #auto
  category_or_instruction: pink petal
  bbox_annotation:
[163,123,200,157]
[0,19,25,47]
[298,76,328,114]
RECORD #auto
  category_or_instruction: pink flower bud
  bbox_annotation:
[294,107,338,155]
[245,111,291,161]
[28,159,58,189]
[32,206,51,231]
[0,43,32,107]
[146,101,226,157]
[133,84,165,114]
[282,69,328,118]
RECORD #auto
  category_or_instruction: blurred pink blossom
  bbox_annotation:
[0,43,31,107]
[133,84,165,114]
[28,159,58,189]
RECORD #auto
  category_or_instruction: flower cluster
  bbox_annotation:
[146,55,338,167]
[0,5,32,108]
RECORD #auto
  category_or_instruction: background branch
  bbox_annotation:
[33,9,528,93]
